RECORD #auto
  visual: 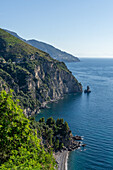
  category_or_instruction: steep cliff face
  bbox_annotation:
[0,28,82,116]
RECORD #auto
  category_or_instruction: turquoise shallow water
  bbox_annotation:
[35,59,113,170]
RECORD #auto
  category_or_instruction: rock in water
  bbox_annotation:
[84,86,91,93]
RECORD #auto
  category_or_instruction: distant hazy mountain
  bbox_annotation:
[5,29,80,62]
[27,40,79,62]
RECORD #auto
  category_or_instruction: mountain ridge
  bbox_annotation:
[5,29,80,62]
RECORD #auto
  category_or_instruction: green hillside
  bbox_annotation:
[0,28,82,116]
[0,28,53,62]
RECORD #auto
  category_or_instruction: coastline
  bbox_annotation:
[65,151,69,170]
[28,93,82,116]
[53,136,83,170]
[54,151,69,170]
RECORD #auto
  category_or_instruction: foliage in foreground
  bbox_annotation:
[0,90,56,169]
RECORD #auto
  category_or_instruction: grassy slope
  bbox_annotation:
[0,28,70,72]
[0,28,54,61]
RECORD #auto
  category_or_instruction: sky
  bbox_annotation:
[1,0,113,58]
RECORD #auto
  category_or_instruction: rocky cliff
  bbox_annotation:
[0,28,82,116]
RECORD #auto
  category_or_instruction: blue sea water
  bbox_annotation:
[35,58,113,170]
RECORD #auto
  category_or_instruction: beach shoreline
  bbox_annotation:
[53,136,83,170]
[54,151,69,170]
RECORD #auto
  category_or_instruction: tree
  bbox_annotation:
[59,143,64,150]
[55,139,59,150]
[63,121,69,133]
[56,118,64,127]
[46,117,55,127]
[47,129,53,146]
[39,117,45,123]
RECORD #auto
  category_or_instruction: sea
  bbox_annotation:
[35,58,113,170]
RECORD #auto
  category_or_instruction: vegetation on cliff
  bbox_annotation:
[0,90,79,169]
[30,117,72,151]
[0,28,82,116]
[0,90,56,169]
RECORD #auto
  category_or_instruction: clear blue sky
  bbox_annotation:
[1,0,113,58]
